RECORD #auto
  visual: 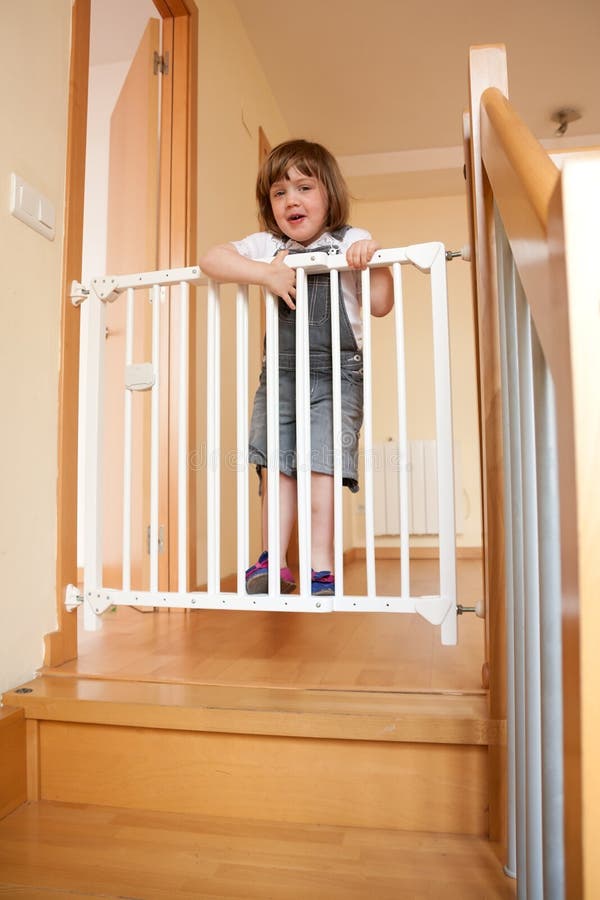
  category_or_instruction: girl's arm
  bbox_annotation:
[199,244,297,308]
[345,239,394,317]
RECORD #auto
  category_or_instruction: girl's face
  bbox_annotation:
[269,166,329,245]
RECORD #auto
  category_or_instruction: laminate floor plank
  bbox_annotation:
[0,802,515,900]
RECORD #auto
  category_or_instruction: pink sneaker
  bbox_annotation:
[246,551,296,595]
[311,569,335,596]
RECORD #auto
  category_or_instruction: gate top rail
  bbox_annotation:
[71,243,448,306]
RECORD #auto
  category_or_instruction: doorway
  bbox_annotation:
[80,0,197,592]
[49,0,197,666]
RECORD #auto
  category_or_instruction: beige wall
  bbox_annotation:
[0,1,72,693]
[194,0,289,584]
[349,194,482,549]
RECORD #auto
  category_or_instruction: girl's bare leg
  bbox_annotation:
[261,470,298,567]
[310,472,334,572]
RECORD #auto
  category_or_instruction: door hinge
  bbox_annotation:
[153,51,169,75]
[147,524,165,554]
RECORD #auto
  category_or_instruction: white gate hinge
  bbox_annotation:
[65,583,84,611]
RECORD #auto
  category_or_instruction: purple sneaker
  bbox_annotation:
[311,569,335,596]
[246,551,296,595]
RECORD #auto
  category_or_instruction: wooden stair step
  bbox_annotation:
[4,676,500,744]
[3,677,500,836]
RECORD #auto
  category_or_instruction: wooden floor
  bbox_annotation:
[0,559,510,897]
[47,560,486,693]
[0,801,515,900]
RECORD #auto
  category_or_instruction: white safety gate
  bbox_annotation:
[70,242,461,644]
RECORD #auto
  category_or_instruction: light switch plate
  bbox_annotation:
[10,173,56,241]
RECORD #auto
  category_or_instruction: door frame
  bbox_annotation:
[45,0,198,666]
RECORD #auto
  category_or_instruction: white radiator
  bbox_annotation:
[373,440,463,536]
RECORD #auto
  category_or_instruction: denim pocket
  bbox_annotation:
[307,274,330,326]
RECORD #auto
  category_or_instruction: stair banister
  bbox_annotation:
[468,40,600,900]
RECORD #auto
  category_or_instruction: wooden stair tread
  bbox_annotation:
[3,676,502,746]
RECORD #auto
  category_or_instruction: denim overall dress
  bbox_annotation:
[248,227,364,493]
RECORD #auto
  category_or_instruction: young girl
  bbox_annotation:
[199,139,393,596]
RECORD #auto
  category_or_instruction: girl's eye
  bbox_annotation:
[299,184,312,192]
[272,190,285,198]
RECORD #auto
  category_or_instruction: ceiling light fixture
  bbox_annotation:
[550,107,582,137]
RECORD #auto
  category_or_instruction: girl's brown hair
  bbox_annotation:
[256,139,350,239]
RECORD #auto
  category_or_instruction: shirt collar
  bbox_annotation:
[281,231,339,252]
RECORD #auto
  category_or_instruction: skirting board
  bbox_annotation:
[344,546,483,562]
[193,546,483,590]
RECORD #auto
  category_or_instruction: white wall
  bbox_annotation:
[349,194,482,549]
[0,1,72,694]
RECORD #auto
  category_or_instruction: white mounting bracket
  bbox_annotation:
[457,597,486,618]
[65,583,83,611]
[70,280,90,307]
[414,594,454,626]
[445,245,471,262]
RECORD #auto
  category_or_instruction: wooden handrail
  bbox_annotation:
[481,87,559,230]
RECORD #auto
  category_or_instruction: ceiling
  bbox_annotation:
[89,0,600,200]
[231,0,600,199]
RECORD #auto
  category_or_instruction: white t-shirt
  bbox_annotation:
[231,226,371,346]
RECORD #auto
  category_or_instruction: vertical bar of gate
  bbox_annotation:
[361,268,376,598]
[532,327,565,899]
[207,281,221,595]
[516,275,544,899]
[429,249,456,645]
[503,252,527,892]
[178,282,189,593]
[236,285,249,595]
[330,269,344,599]
[122,288,135,591]
[83,292,105,631]
[295,268,311,599]
[392,263,410,602]
[149,283,161,593]
[496,214,517,880]
[265,288,280,597]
